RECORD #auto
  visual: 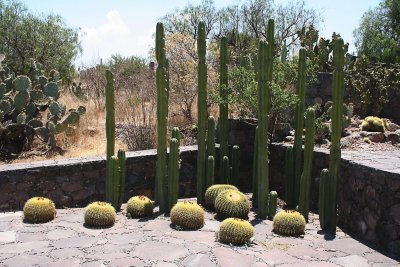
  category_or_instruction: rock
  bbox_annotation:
[386,122,400,132]
[385,132,400,144]
[390,203,400,225]
[360,131,385,143]
[284,136,295,142]
[273,123,291,142]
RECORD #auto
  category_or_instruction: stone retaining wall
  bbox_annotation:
[269,143,400,256]
[0,146,199,211]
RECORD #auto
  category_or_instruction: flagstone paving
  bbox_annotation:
[0,203,398,267]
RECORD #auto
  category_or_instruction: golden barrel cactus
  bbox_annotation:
[214,189,250,219]
[218,218,254,245]
[170,201,204,230]
[273,210,306,236]
[23,197,56,223]
[126,196,153,218]
[84,201,116,227]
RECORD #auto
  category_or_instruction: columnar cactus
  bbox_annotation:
[318,168,329,229]
[168,136,180,211]
[206,156,215,189]
[197,21,207,204]
[268,191,278,219]
[206,116,215,188]
[292,48,307,209]
[256,19,274,219]
[284,146,294,207]
[298,107,316,221]
[221,156,230,184]
[105,70,115,204]
[324,37,345,232]
[155,22,169,212]
[252,126,258,206]
[219,36,229,180]
[231,145,240,187]
[105,70,126,210]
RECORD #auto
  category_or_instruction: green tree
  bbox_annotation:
[0,0,81,79]
[354,0,400,63]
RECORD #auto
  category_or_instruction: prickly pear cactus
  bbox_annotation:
[0,58,86,154]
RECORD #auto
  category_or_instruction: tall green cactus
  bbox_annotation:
[105,70,126,210]
[219,36,229,180]
[156,22,169,213]
[256,19,274,219]
[207,116,216,164]
[281,40,288,63]
[284,146,295,207]
[206,116,215,189]
[197,22,207,204]
[117,149,126,207]
[325,37,345,232]
[319,168,329,230]
[298,107,316,221]
[105,70,115,204]
[252,126,259,206]
[168,137,180,211]
[222,156,230,183]
[292,47,307,208]
[206,156,215,189]
[231,145,240,187]
[268,191,278,219]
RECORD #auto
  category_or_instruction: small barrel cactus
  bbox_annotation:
[204,184,238,208]
[273,210,306,236]
[23,197,56,223]
[126,196,154,218]
[84,201,116,227]
[170,201,205,230]
[361,116,386,132]
[218,218,254,246]
[214,189,250,219]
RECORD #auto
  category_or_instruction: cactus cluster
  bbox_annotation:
[0,60,86,150]
[23,197,56,223]
[214,189,250,219]
[218,218,254,246]
[273,210,306,236]
[361,116,386,132]
[204,184,238,208]
[127,196,154,218]
[105,70,126,210]
[170,201,205,230]
[84,201,116,227]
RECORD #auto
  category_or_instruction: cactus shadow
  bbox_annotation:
[83,223,114,230]
[317,229,336,240]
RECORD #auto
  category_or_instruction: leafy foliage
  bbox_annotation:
[0,0,81,80]
[354,0,400,63]
[345,57,400,116]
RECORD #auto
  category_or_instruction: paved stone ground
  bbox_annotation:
[0,203,398,267]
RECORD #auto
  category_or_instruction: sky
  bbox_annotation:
[21,0,381,67]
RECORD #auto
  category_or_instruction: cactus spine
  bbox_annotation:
[268,191,278,219]
[325,37,345,232]
[284,146,294,207]
[156,22,169,212]
[231,145,240,187]
[222,156,230,183]
[256,19,274,219]
[319,168,329,229]
[168,137,180,211]
[219,36,229,180]
[206,156,215,188]
[291,47,307,209]
[252,126,258,206]
[298,107,316,221]
[197,22,207,204]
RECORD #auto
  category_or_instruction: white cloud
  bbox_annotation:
[81,10,129,43]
